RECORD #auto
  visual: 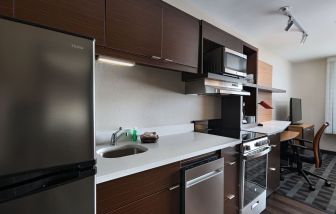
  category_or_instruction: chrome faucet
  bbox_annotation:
[110,127,127,146]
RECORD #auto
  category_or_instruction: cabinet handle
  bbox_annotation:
[169,185,180,191]
[226,194,235,200]
[270,144,277,148]
[269,167,276,171]
[151,56,161,60]
[225,161,236,166]
[164,58,174,62]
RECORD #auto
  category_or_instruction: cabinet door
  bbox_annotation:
[97,163,179,214]
[267,133,280,195]
[202,21,243,53]
[0,0,13,17]
[222,146,239,214]
[162,3,199,70]
[106,0,162,59]
[109,187,180,214]
[14,0,105,45]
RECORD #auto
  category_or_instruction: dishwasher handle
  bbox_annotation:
[186,168,223,189]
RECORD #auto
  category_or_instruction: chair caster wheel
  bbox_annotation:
[325,181,331,187]
[309,186,315,191]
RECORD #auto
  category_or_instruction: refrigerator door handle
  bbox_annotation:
[0,165,96,204]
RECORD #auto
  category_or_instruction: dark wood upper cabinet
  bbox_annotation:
[202,21,243,53]
[14,0,105,45]
[162,3,199,69]
[106,0,162,58]
[0,0,13,17]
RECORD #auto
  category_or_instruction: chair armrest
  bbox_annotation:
[296,138,313,144]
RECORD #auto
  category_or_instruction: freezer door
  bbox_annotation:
[0,18,94,176]
[0,176,95,214]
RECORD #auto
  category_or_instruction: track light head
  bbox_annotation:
[285,19,294,31]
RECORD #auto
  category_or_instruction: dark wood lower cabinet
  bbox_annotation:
[267,133,280,195]
[109,187,179,214]
[222,145,240,214]
[97,148,243,214]
[96,163,180,214]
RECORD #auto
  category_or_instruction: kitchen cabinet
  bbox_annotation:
[106,0,162,59]
[110,186,179,214]
[162,3,199,70]
[222,146,240,214]
[267,133,280,195]
[96,163,180,214]
[105,0,199,73]
[0,0,13,17]
[14,0,105,45]
[202,21,243,53]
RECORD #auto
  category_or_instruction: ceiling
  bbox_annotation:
[186,0,336,62]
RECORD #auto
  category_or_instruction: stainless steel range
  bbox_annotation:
[240,132,270,214]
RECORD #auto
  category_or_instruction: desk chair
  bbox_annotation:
[282,122,331,191]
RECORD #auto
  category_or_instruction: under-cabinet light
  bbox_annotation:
[97,56,135,67]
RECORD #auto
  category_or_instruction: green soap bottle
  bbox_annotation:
[132,128,137,142]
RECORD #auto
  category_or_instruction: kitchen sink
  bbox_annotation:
[97,144,148,158]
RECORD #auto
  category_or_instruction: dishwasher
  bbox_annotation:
[181,156,224,214]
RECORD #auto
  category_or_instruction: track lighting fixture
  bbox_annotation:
[280,6,308,44]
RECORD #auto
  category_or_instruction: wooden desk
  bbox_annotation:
[288,123,314,142]
[280,131,300,142]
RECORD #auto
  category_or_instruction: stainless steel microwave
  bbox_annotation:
[203,46,247,78]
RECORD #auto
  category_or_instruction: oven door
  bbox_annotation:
[224,48,247,77]
[240,146,271,214]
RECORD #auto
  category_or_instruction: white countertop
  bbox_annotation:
[96,132,241,184]
[242,120,291,135]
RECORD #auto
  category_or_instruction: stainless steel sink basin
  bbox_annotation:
[97,144,148,158]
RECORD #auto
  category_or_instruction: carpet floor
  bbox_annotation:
[277,154,336,214]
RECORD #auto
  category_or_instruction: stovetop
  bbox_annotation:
[202,128,266,142]
[193,120,267,143]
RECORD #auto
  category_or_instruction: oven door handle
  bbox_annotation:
[243,147,271,160]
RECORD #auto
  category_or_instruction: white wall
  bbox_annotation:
[95,62,221,131]
[291,59,336,151]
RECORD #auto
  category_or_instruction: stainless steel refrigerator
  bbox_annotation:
[0,18,96,214]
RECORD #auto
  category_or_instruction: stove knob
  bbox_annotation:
[255,142,261,147]
[245,145,251,151]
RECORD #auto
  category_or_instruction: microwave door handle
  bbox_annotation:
[225,48,247,59]
[243,146,272,160]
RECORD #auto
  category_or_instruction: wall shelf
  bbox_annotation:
[243,82,286,93]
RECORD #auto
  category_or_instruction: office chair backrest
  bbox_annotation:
[313,122,329,168]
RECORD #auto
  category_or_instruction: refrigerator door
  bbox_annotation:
[0,175,95,214]
[0,18,95,176]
